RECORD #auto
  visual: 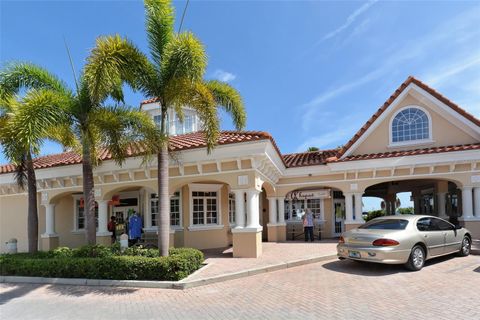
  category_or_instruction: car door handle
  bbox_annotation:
[424,235,428,238]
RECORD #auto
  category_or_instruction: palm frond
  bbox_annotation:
[205,80,246,130]
[0,62,71,99]
[145,0,175,69]
[160,32,207,88]
[90,105,163,165]
[165,79,219,152]
[11,89,71,155]
[84,35,155,105]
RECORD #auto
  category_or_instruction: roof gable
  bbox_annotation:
[338,76,480,159]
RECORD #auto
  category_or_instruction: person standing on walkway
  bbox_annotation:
[303,208,315,242]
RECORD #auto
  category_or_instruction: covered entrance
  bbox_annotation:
[364,179,461,220]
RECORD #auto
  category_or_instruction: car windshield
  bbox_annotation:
[359,219,409,230]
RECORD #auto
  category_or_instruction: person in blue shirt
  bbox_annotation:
[128,211,143,244]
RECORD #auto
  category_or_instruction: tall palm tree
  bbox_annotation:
[1,59,160,246]
[0,63,74,253]
[85,0,246,256]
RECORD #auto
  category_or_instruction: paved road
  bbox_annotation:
[1,255,479,320]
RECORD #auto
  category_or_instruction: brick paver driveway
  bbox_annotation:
[1,255,479,320]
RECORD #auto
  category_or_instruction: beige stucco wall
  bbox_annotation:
[0,194,30,252]
[353,93,477,155]
[53,194,86,249]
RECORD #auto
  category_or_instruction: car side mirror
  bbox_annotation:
[455,225,462,230]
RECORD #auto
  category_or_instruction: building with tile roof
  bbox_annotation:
[1,77,479,257]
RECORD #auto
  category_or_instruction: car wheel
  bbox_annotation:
[458,236,471,257]
[405,245,425,271]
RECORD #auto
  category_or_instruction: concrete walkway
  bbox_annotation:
[1,241,339,289]
[186,240,338,282]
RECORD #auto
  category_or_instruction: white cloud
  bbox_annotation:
[321,0,378,42]
[213,69,236,82]
[300,8,480,132]
[422,55,480,87]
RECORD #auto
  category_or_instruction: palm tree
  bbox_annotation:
[85,0,246,256]
[0,63,74,253]
[1,59,160,246]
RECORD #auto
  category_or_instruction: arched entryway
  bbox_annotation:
[282,186,344,240]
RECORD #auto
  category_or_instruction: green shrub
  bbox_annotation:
[52,247,74,258]
[0,247,204,281]
[364,210,386,222]
[397,207,414,215]
[73,244,113,258]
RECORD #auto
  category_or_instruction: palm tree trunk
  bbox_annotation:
[26,152,39,253]
[158,106,170,256]
[82,142,97,245]
[158,144,170,256]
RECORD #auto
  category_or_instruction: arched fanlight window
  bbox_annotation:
[391,107,430,143]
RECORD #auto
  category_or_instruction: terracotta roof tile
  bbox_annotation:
[338,76,480,158]
[282,149,339,168]
[0,131,280,174]
[333,143,480,162]
[140,97,160,105]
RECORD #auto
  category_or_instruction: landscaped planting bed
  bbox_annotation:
[0,245,204,281]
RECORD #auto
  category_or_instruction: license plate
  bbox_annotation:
[348,251,361,258]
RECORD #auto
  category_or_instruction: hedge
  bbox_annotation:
[0,246,204,281]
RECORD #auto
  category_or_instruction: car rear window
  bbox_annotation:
[359,219,409,230]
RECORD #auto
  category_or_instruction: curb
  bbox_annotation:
[0,253,336,290]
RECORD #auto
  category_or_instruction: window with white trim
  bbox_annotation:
[150,192,181,227]
[170,192,181,226]
[307,198,321,217]
[391,107,430,143]
[192,191,218,225]
[174,113,197,135]
[228,192,236,225]
[74,198,98,230]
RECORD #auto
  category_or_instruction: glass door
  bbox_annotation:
[333,200,345,236]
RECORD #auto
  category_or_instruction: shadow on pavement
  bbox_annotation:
[0,283,39,305]
[474,266,480,273]
[322,254,456,276]
[46,284,138,297]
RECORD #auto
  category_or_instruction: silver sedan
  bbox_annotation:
[337,215,472,271]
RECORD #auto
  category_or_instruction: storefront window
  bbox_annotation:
[307,199,321,217]
[151,192,181,227]
[192,191,218,225]
[75,199,98,230]
[170,192,181,226]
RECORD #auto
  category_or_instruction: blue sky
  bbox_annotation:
[1,0,479,210]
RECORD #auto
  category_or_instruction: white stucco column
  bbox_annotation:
[268,198,277,224]
[474,187,480,218]
[43,204,56,236]
[234,190,246,228]
[277,197,285,223]
[437,192,447,218]
[344,193,354,224]
[96,200,110,235]
[246,189,261,229]
[461,187,473,220]
[354,193,364,223]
